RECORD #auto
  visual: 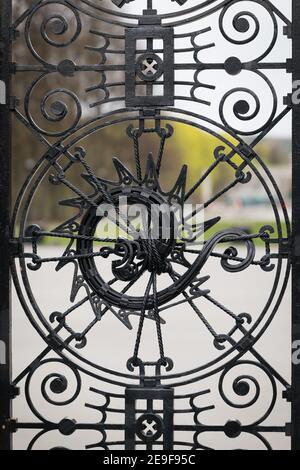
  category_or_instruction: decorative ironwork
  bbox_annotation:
[0,0,299,450]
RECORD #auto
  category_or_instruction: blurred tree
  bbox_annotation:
[11,0,126,221]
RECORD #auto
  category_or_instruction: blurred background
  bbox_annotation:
[9,0,293,450]
[11,0,292,229]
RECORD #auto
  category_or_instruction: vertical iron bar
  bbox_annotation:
[292,0,300,451]
[0,0,12,450]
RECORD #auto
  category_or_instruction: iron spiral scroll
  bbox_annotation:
[8,0,293,450]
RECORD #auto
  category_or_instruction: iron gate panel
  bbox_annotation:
[0,0,299,450]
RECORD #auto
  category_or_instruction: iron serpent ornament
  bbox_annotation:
[9,0,292,450]
[11,110,290,385]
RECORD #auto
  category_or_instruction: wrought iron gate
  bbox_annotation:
[0,0,299,450]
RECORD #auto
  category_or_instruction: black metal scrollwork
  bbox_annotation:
[8,0,292,451]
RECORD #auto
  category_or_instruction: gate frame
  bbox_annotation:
[0,0,299,450]
[0,0,12,451]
